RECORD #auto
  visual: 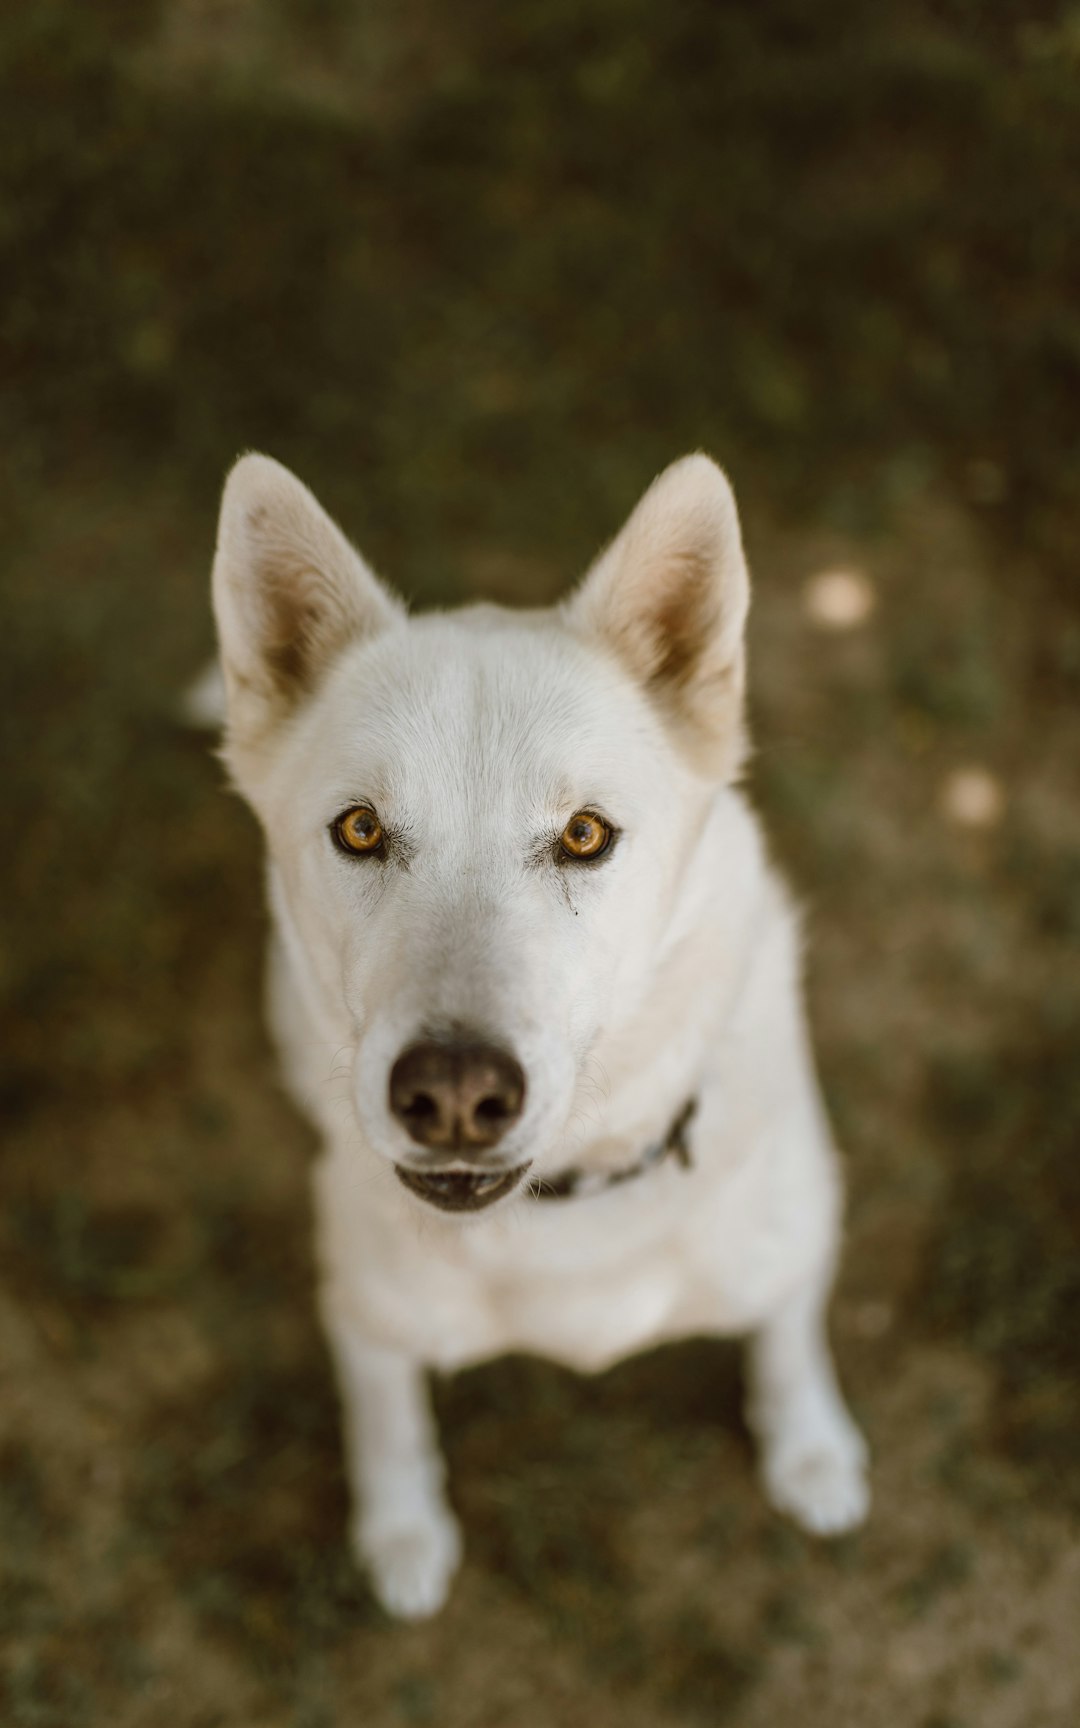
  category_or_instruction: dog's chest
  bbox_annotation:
[428,1246,685,1374]
[330,1160,800,1376]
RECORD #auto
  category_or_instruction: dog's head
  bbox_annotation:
[212,454,750,1212]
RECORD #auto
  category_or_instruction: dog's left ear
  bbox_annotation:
[566,455,750,777]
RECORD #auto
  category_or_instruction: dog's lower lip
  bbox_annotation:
[394,1164,530,1212]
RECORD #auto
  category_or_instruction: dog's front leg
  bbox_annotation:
[746,1264,869,1537]
[322,1316,461,1619]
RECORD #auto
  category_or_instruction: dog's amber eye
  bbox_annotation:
[333,806,384,855]
[560,811,613,860]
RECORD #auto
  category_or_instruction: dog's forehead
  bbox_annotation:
[310,606,666,814]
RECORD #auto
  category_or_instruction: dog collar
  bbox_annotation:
[528,1097,697,1202]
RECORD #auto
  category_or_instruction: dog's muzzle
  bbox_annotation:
[389,1037,525,1152]
[388,1033,528,1208]
[394,1162,531,1212]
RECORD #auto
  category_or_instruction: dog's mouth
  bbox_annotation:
[394,1163,530,1212]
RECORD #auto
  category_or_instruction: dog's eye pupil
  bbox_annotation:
[334,806,384,855]
[560,812,612,859]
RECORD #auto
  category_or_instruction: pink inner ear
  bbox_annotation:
[215,452,406,710]
[260,580,327,696]
[645,548,725,694]
[569,456,747,710]
[240,514,347,700]
[569,470,749,779]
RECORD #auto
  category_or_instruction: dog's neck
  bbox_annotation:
[529,1097,697,1200]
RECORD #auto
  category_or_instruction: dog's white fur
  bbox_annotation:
[208,452,868,1618]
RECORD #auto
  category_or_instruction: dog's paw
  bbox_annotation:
[358,1510,463,1620]
[762,1423,869,1537]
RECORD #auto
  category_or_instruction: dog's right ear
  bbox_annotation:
[211,453,403,752]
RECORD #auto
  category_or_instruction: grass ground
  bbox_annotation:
[2,3,1079,1723]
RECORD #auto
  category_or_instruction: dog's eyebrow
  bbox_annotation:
[547,776,576,810]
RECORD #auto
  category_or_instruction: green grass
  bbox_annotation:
[2,1,1080,594]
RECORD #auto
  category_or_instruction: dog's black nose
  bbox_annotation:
[389,1040,526,1153]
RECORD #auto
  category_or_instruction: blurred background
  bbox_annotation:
[2,2,1079,1723]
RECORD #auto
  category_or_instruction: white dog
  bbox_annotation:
[206,451,868,1619]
